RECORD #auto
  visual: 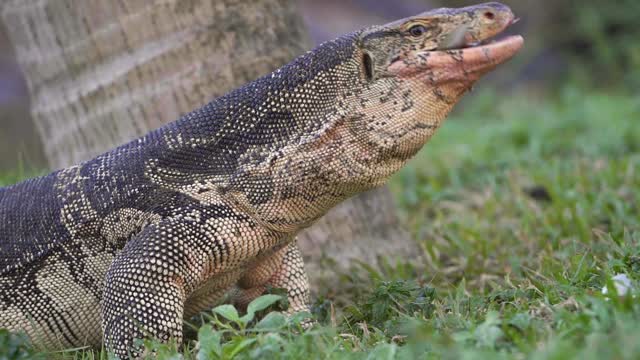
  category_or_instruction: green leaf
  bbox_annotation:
[213,304,241,324]
[508,313,531,331]
[197,325,222,360]
[222,337,257,359]
[249,333,285,359]
[254,312,287,330]
[0,329,38,359]
[366,343,397,360]
[240,295,283,324]
[141,339,181,360]
[247,295,283,315]
[156,350,182,360]
[474,311,504,348]
[289,311,313,327]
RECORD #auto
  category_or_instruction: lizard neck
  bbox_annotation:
[135,34,364,232]
[221,114,410,234]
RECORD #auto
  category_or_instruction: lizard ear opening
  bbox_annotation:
[362,52,374,81]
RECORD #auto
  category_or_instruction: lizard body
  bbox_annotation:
[0,2,522,357]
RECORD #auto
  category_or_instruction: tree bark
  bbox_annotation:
[1,0,414,288]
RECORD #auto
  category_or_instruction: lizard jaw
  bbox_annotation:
[388,35,524,85]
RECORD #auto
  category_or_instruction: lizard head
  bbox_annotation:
[340,2,523,183]
[195,3,523,231]
[359,2,522,82]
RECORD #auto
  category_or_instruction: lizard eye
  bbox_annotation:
[408,24,427,37]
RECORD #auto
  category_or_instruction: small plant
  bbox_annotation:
[192,295,312,359]
[0,329,39,360]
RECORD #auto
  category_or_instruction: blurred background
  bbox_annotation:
[0,0,637,171]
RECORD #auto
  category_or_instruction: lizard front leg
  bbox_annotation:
[235,240,311,315]
[101,206,290,357]
[101,217,210,358]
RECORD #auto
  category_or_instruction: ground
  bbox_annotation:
[1,86,639,359]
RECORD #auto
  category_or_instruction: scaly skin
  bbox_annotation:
[0,2,523,357]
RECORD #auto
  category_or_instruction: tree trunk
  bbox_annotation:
[1,0,415,288]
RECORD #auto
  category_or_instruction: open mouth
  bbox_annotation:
[434,34,524,70]
[460,34,524,54]
[438,17,521,51]
[387,9,524,81]
[388,33,523,81]
[463,34,516,49]
[427,16,524,71]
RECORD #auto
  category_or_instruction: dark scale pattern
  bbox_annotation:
[146,33,359,187]
[0,173,69,274]
[0,2,522,358]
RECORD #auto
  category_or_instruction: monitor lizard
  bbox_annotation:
[0,2,523,357]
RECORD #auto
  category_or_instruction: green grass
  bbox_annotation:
[1,86,639,359]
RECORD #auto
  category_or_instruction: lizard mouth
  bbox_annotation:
[431,14,523,61]
[388,7,524,83]
[458,32,523,52]
[388,34,524,83]
[445,34,524,66]
[440,17,522,51]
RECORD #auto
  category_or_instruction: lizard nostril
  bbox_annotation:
[484,11,495,20]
